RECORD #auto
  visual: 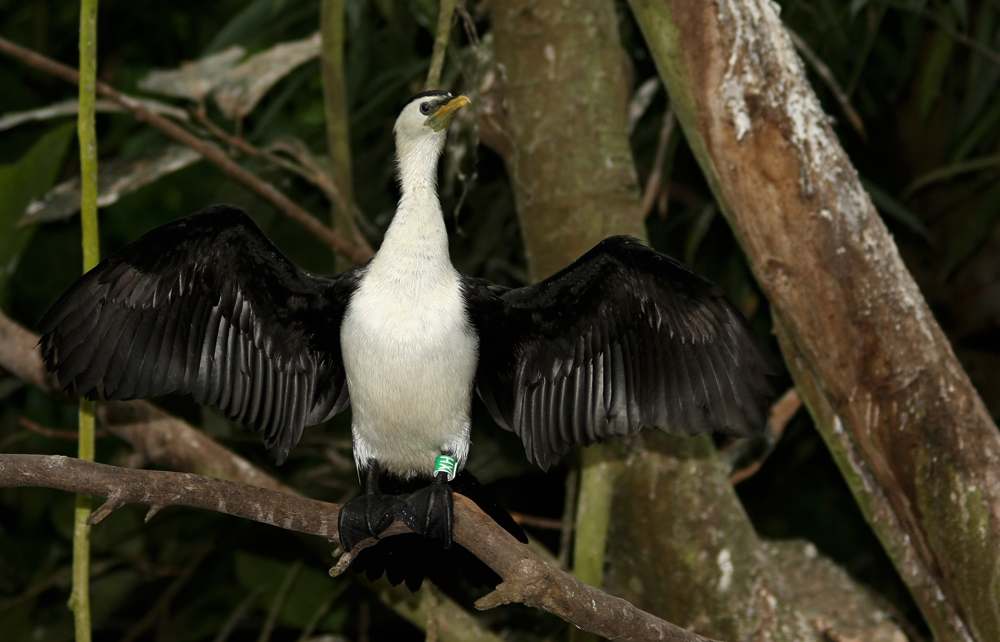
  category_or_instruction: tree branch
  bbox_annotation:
[0,36,373,265]
[0,454,718,642]
[628,1,1000,640]
[424,0,458,90]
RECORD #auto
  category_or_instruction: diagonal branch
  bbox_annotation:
[0,453,718,642]
[0,36,373,265]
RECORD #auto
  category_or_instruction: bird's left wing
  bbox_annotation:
[39,205,361,463]
[464,236,774,471]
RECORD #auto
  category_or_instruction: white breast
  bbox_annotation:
[340,259,478,478]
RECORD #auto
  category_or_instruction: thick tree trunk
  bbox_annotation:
[490,0,907,639]
[628,2,1000,641]
[491,0,645,278]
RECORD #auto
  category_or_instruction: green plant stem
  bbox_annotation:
[569,445,618,642]
[319,0,361,272]
[424,0,457,90]
[70,1,99,641]
[571,444,616,588]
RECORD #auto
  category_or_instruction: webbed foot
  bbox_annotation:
[397,471,454,548]
[338,461,402,552]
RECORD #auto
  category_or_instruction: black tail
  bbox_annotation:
[350,469,527,591]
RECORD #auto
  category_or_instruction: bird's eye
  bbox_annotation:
[419,102,432,115]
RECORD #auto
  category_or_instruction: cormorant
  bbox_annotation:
[39,91,773,585]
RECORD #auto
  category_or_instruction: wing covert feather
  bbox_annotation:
[465,235,774,470]
[39,205,360,464]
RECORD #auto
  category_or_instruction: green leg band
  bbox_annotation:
[434,454,457,481]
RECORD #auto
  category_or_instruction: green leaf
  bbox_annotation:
[916,26,955,120]
[233,551,346,630]
[683,202,717,266]
[861,177,934,243]
[950,0,968,29]
[0,123,75,300]
[89,568,141,628]
[161,585,244,642]
[203,0,311,55]
[0,601,36,642]
[952,96,1000,163]
[957,4,1000,134]
[944,181,1000,276]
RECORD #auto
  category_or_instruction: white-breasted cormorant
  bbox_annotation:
[39,91,773,582]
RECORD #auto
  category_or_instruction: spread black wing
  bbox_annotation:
[39,205,360,464]
[464,236,774,471]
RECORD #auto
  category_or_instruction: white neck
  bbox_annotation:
[371,133,449,271]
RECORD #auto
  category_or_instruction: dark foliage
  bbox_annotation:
[1,0,996,639]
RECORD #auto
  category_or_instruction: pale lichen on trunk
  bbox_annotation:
[491,0,646,607]
[492,0,910,639]
[492,0,645,278]
[629,0,1000,640]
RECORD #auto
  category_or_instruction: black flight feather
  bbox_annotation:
[465,235,774,471]
[38,204,361,464]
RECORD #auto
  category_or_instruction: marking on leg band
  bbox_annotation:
[434,455,457,481]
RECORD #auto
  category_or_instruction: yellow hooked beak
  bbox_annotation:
[425,95,471,132]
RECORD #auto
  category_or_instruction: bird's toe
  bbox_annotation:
[338,493,402,552]
[397,475,454,548]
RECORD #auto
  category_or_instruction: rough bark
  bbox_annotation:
[0,454,719,642]
[491,0,909,639]
[603,433,905,642]
[491,0,648,606]
[627,2,1000,641]
[491,0,645,278]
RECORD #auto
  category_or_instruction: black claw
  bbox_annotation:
[338,461,401,552]
[397,471,454,548]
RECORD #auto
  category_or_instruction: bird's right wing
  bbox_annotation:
[464,236,774,471]
[39,205,362,463]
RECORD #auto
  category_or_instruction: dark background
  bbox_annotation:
[1,0,998,639]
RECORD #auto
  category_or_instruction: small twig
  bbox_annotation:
[509,511,565,530]
[641,104,676,219]
[18,416,107,440]
[0,36,373,265]
[121,542,213,642]
[265,138,352,214]
[191,104,260,158]
[0,558,124,616]
[424,0,459,90]
[294,581,348,642]
[214,586,267,642]
[557,467,578,570]
[787,29,867,141]
[902,153,1000,199]
[845,1,887,98]
[190,105,370,252]
[894,1,1000,67]
[258,560,302,642]
[728,388,802,485]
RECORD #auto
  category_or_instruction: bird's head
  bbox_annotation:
[393,91,470,153]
